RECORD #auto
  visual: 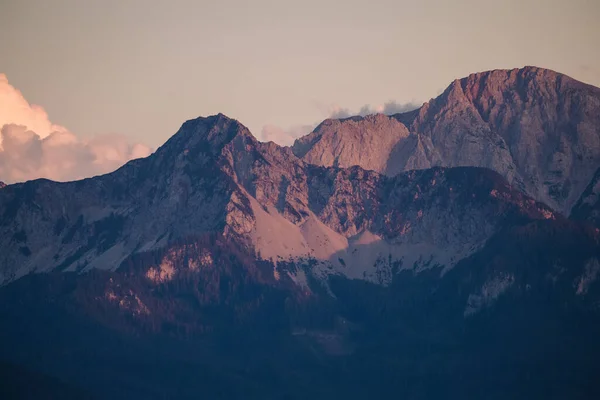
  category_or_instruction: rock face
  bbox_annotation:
[0,114,245,284]
[0,181,5,189]
[0,113,555,285]
[292,114,415,174]
[293,67,600,214]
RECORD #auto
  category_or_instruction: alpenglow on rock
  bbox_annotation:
[292,67,600,215]
[1,68,600,400]
[2,67,600,288]
[0,113,556,286]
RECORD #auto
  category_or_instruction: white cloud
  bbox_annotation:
[0,74,68,145]
[0,74,151,184]
[329,100,421,119]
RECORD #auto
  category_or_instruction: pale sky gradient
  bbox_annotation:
[1,0,599,149]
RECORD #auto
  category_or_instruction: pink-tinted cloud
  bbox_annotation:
[0,74,151,184]
[0,74,68,146]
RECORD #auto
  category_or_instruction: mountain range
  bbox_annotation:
[293,67,600,214]
[1,66,600,399]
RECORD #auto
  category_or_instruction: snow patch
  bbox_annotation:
[287,268,310,291]
[464,273,515,316]
[248,197,476,286]
[249,197,348,262]
[82,242,129,272]
[575,258,600,295]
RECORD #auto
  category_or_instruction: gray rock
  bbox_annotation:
[292,67,600,215]
[0,114,555,285]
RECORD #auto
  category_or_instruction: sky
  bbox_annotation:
[0,0,599,183]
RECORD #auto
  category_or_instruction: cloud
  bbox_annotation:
[0,74,68,144]
[259,124,315,146]
[0,125,151,183]
[329,100,422,119]
[0,74,151,184]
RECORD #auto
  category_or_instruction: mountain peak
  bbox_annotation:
[155,113,257,158]
[455,66,600,105]
[435,67,569,107]
[465,65,558,78]
[413,67,600,212]
[291,112,410,172]
[292,66,600,214]
[462,66,560,83]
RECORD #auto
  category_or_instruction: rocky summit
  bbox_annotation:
[1,68,600,399]
[293,67,600,215]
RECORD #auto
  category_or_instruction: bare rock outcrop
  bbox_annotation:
[0,114,555,285]
[293,67,600,214]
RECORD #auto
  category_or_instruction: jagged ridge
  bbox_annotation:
[0,112,556,285]
[293,66,600,215]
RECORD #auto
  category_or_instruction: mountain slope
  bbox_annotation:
[293,66,600,214]
[0,360,94,400]
[0,114,242,283]
[0,216,599,399]
[1,105,600,398]
[0,114,556,286]
[571,167,600,226]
